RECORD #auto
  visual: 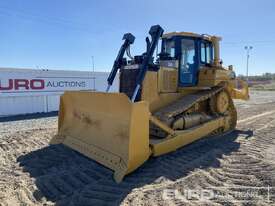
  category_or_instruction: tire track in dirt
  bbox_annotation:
[0,128,56,206]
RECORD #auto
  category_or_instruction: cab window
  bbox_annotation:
[206,43,212,63]
[200,42,213,64]
[162,39,176,58]
[201,43,206,63]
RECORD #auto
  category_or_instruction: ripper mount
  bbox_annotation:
[132,25,164,102]
[106,33,135,92]
[106,25,164,102]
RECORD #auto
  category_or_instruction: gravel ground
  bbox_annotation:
[0,91,275,206]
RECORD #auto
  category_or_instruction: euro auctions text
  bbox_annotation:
[162,186,272,203]
[0,79,86,91]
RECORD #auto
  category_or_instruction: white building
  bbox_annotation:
[0,67,118,117]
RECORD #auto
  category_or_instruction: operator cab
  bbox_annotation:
[160,32,215,87]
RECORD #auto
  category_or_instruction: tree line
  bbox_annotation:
[238,73,275,81]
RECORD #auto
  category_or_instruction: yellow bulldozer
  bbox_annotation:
[51,25,249,182]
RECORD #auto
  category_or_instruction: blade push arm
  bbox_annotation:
[106,33,135,92]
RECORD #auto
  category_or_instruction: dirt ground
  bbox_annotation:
[0,91,275,206]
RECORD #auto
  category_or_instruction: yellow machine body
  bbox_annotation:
[51,29,249,182]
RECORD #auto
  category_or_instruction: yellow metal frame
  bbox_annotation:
[150,116,226,156]
[51,92,151,182]
[228,79,249,100]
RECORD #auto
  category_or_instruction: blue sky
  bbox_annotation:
[0,0,274,75]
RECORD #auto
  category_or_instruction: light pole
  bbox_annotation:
[244,46,253,83]
[91,56,96,90]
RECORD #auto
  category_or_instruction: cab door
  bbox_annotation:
[178,38,199,87]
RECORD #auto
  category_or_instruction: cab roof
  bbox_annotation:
[162,32,221,41]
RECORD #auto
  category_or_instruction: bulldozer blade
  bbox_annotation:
[50,91,151,182]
